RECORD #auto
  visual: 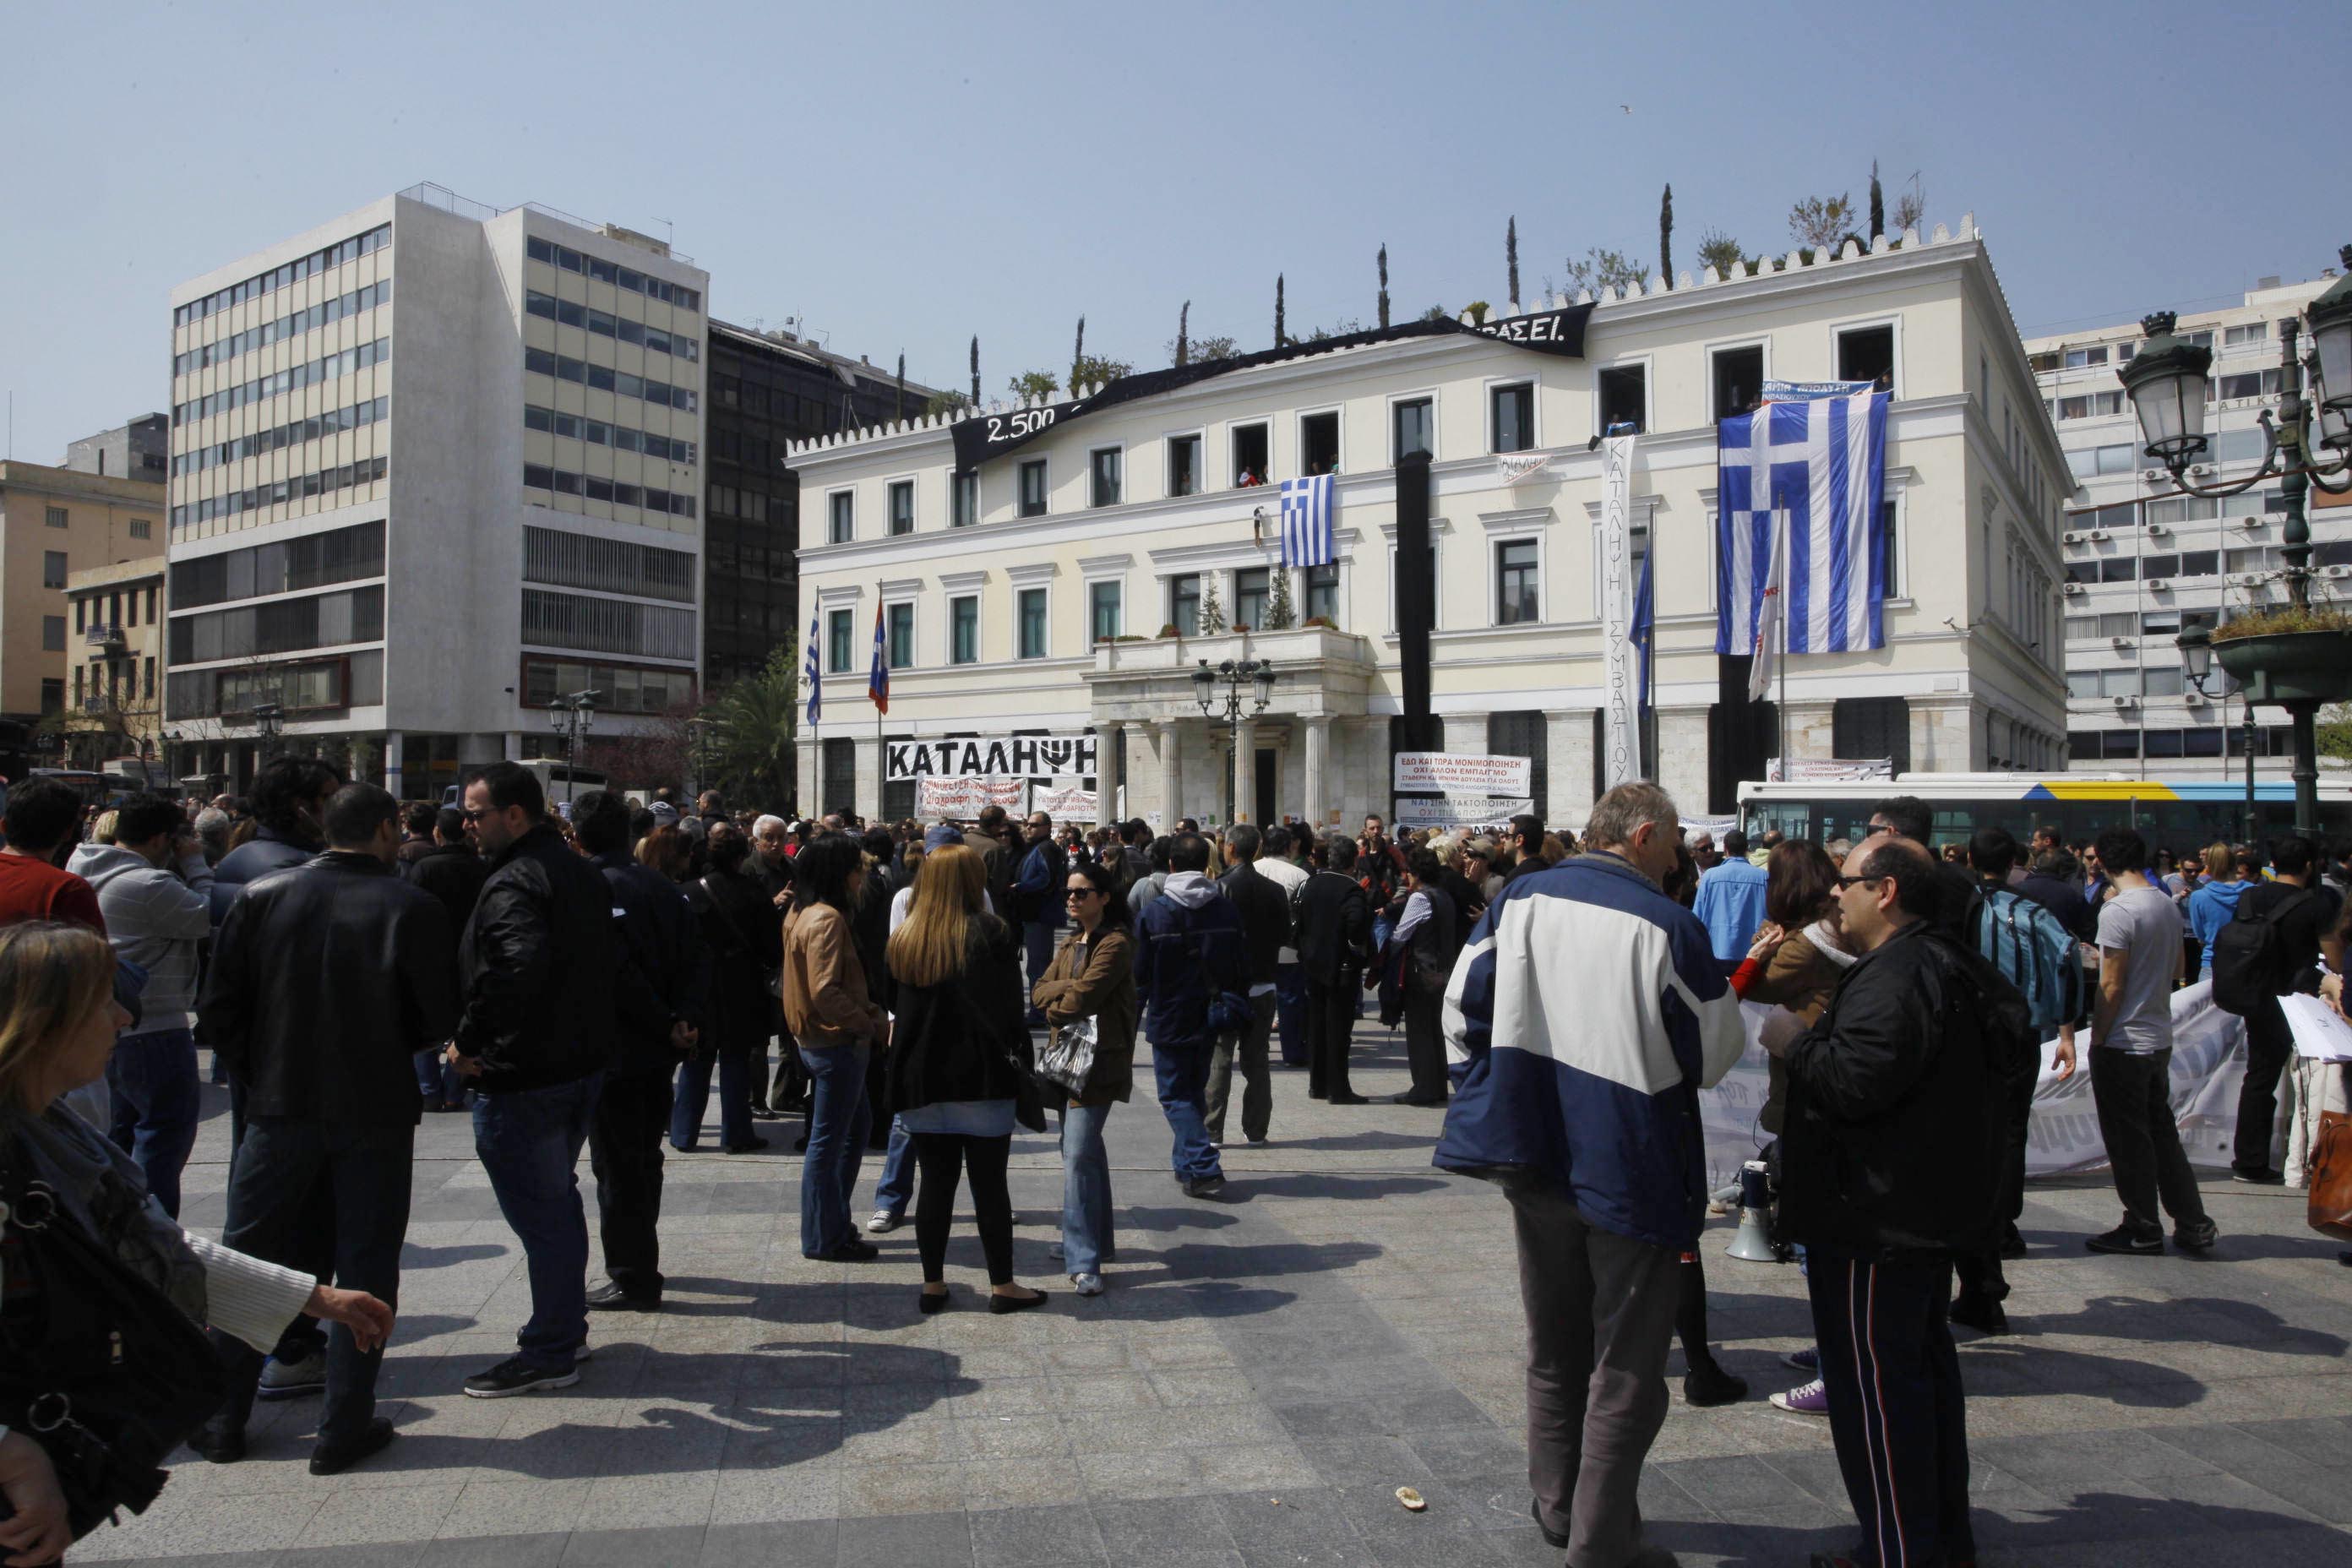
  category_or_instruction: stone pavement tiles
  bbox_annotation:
[79,1025,2352,1566]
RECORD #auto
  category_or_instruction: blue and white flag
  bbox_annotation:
[1714,390,1889,667]
[803,613,822,727]
[868,600,889,716]
[1279,473,1336,568]
[1631,547,1655,715]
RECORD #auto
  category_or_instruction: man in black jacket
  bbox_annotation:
[449,761,618,1397]
[1206,824,1288,1146]
[575,791,710,1313]
[406,807,488,1112]
[1769,834,2027,1568]
[1393,847,1458,1106]
[192,783,457,1473]
[1293,836,1373,1103]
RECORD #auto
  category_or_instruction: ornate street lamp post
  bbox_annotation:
[1192,657,1277,824]
[546,689,599,804]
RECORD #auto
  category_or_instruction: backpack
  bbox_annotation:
[2209,887,2315,1017]
[1969,888,2084,1033]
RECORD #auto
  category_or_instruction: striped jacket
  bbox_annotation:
[1432,852,1746,1250]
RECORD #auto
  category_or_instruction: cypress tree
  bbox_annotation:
[1505,216,1520,308]
[1176,301,1190,367]
[1869,161,1885,240]
[1274,275,1287,348]
[1377,243,1391,329]
[1070,316,1086,394]
[969,335,979,405]
[1659,184,1674,286]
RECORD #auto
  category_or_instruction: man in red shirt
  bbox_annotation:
[0,777,106,933]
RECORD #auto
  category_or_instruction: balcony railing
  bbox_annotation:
[84,624,125,649]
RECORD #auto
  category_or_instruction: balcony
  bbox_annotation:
[84,623,125,650]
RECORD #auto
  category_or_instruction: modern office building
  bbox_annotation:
[2030,271,2352,777]
[163,183,709,798]
[791,217,2071,829]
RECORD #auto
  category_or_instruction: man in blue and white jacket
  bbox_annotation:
[1434,781,1744,1568]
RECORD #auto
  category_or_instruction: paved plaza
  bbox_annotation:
[85,1027,2352,1568]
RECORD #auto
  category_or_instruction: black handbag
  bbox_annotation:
[0,1154,226,1544]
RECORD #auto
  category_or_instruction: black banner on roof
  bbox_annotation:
[949,303,1592,473]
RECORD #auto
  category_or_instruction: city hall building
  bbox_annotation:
[790,217,2071,830]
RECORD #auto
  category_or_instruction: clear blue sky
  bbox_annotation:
[3,0,2342,461]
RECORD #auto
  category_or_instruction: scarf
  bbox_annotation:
[1,1103,209,1325]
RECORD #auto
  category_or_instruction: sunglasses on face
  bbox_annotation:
[1834,874,1884,890]
[461,808,489,822]
[1065,887,1100,901]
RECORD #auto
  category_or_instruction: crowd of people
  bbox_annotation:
[1,761,2348,1568]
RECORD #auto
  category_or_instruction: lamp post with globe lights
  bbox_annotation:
[1192,657,1276,825]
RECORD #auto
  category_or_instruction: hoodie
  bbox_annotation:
[1132,871,1244,1045]
[67,841,215,1033]
[2187,876,2250,973]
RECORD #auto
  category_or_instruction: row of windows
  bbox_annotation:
[173,337,389,424]
[523,348,697,411]
[520,525,696,603]
[35,509,148,538]
[172,520,385,610]
[524,405,696,464]
[167,585,384,665]
[524,291,700,360]
[72,584,160,632]
[174,280,391,375]
[2063,540,2352,585]
[166,651,383,719]
[707,483,779,523]
[520,588,697,661]
[2066,723,2299,762]
[525,237,701,311]
[520,656,695,715]
[170,455,387,528]
[175,396,388,476]
[175,224,389,327]
[2065,609,2217,642]
[522,464,697,517]
[74,658,155,710]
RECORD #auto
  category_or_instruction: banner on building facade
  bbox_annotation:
[1765,756,1896,783]
[1496,453,1555,485]
[1392,752,1532,797]
[1032,783,1099,822]
[887,732,1097,782]
[1395,796,1534,831]
[1761,378,1876,402]
[1599,433,1640,790]
[915,776,1028,818]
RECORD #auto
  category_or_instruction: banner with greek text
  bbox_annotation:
[1392,753,1532,797]
[1394,796,1534,831]
[1033,784,1100,822]
[888,732,1097,782]
[914,776,1028,818]
[1599,433,1639,789]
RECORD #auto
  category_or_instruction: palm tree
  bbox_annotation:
[704,648,799,810]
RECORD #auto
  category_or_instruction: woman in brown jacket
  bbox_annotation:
[1729,839,1852,1136]
[781,835,888,1261]
[1031,858,1136,1297]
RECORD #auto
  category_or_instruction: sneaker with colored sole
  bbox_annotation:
[1770,1377,1829,1414]
[463,1356,581,1398]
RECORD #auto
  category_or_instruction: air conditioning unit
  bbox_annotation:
[2142,467,2168,482]
[2147,522,2170,537]
[2088,528,2112,542]
[2145,577,2171,592]
[2112,694,2139,710]
[2061,530,2086,545]
[2109,635,2132,650]
[2189,463,2216,477]
[2234,514,2264,530]
[2228,571,2266,588]
[2062,582,2088,596]
[2322,564,2352,580]
[2184,689,2208,707]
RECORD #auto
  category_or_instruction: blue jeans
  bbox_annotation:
[472,1073,602,1369]
[671,1042,750,1151]
[797,1042,871,1256]
[413,1048,463,1106]
[1059,1102,1115,1275]
[1151,1037,1222,1183]
[106,1027,199,1219]
[873,1114,915,1219]
[1274,963,1309,1064]
[1023,921,1062,1021]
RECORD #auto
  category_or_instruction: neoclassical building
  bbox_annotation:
[790,216,2070,831]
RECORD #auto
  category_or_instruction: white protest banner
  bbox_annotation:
[1766,756,1895,783]
[1392,752,1533,797]
[888,732,1097,781]
[915,776,1027,819]
[1395,796,1534,831]
[1599,433,1639,789]
[2283,993,2352,1062]
[1033,783,1100,823]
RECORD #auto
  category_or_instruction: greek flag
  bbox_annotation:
[1279,473,1336,568]
[1714,390,1889,664]
[868,601,889,716]
[803,613,822,727]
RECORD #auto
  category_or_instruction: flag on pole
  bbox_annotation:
[1631,547,1655,714]
[868,601,889,715]
[803,613,823,727]
[1714,389,1889,667]
[1746,512,1787,702]
[1278,473,1336,568]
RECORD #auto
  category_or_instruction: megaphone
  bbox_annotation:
[1724,1158,1783,1263]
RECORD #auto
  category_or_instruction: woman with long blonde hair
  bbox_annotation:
[882,843,1046,1314]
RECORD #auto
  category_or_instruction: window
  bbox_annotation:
[2142,553,2180,580]
[886,602,913,667]
[1235,568,1270,631]
[1232,423,1269,487]
[950,596,979,663]
[1306,563,1339,623]
[1496,540,1540,624]
[1711,346,1764,421]
[39,678,62,716]
[2224,323,2268,348]
[1596,364,1646,434]
[822,738,856,812]
[129,518,151,539]
[1836,324,1895,387]
[1168,434,1202,497]
[1090,447,1123,507]
[1490,383,1534,454]
[2057,391,2125,419]
[522,527,696,603]
[2065,501,2137,534]
[2099,558,2137,583]
[889,481,914,536]
[2141,611,2182,636]
[829,492,853,543]
[1300,411,1340,475]
[2218,371,2278,402]
[2063,346,2110,368]
[2144,495,2217,526]
[1090,580,1122,643]
[41,616,64,652]
[827,609,852,672]
[1170,574,1201,637]
[2179,549,2220,577]
[1018,460,1048,517]
[951,471,977,528]
[41,551,66,589]
[44,506,66,530]
[1017,588,1048,659]
[2144,667,2184,698]
[1391,398,1434,462]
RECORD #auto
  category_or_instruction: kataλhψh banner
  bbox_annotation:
[1599,433,1639,789]
[887,732,1097,781]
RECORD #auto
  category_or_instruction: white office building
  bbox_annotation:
[164,183,709,799]
[790,217,2071,830]
[2031,271,2352,778]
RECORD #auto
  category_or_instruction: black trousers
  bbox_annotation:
[226,1077,330,1362]
[1806,1244,1974,1568]
[1955,1064,2034,1303]
[588,1066,672,1300]
[2235,999,2294,1173]
[2091,1046,2209,1237]
[1402,982,1449,1102]
[207,1117,411,1446]
[1304,975,1358,1099]
[912,1131,1015,1286]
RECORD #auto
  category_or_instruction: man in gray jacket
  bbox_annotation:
[68,791,215,1217]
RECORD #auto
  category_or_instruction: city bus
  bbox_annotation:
[1738,773,2352,854]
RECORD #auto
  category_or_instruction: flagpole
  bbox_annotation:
[1776,529,1789,774]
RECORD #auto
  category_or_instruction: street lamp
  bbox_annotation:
[1193,658,1276,824]
[546,689,599,804]
[2136,251,2352,838]
[2177,628,2260,847]
[252,702,284,763]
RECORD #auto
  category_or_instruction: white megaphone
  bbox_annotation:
[1723,1158,1782,1263]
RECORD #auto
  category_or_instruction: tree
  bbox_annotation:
[1304,318,1364,342]
[1010,369,1059,402]
[895,353,906,420]
[1197,576,1227,635]
[1658,184,1674,286]
[1187,334,1238,362]
[2321,701,2352,764]
[703,647,799,809]
[1377,243,1391,329]
[1174,300,1190,367]
[923,388,971,419]
[1418,304,1449,324]
[580,699,696,794]
[1868,161,1885,240]
[1696,228,1745,276]
[1463,301,1491,325]
[968,335,979,405]
[1892,172,1925,234]
[1788,193,1854,251]
[1552,247,1644,298]
[1263,565,1297,631]
[1506,215,1520,308]
[1273,275,1286,348]
[1070,353,1131,391]
[1070,315,1085,395]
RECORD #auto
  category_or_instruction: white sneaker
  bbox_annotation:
[1072,1273,1104,1296]
[867,1210,902,1233]
[256,1349,327,1402]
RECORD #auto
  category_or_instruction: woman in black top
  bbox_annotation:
[675,825,776,1154]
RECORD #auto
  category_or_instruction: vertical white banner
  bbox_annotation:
[1600,433,1639,788]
